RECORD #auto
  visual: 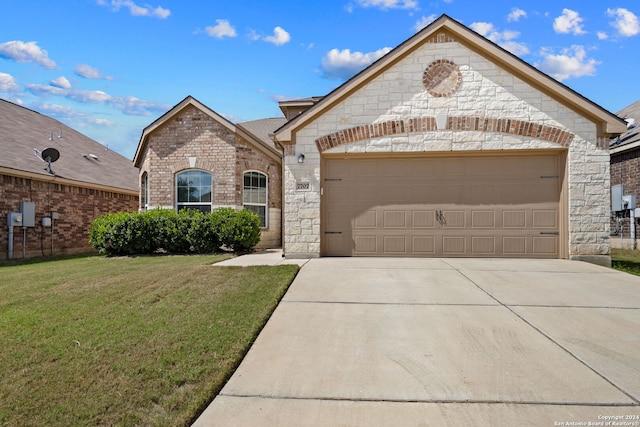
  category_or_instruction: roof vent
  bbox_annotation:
[625,118,637,129]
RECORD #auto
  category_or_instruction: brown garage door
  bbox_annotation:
[322,154,563,258]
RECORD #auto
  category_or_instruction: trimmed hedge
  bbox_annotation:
[89,208,261,256]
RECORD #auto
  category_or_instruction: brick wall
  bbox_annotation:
[139,104,282,248]
[143,105,237,208]
[610,148,640,241]
[0,174,138,259]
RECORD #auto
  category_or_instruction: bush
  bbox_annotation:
[89,208,261,256]
[213,208,262,253]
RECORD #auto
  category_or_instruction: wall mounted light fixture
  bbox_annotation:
[297,153,305,164]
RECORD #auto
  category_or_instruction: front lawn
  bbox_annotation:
[0,255,298,426]
[611,248,640,276]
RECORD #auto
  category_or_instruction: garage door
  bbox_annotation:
[322,154,563,258]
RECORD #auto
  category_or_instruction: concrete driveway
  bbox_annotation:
[193,258,640,426]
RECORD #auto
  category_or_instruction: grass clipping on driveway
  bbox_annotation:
[0,255,298,426]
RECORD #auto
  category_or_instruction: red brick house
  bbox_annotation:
[133,96,285,248]
[0,99,139,259]
[610,100,640,248]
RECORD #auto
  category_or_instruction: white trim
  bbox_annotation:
[175,169,213,212]
[243,170,269,228]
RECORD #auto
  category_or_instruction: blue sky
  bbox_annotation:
[1,0,639,159]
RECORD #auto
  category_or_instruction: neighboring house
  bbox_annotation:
[133,96,285,248]
[609,100,640,248]
[0,99,139,259]
[272,14,626,266]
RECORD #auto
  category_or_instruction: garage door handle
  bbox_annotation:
[324,231,342,234]
[539,231,559,235]
[324,178,342,182]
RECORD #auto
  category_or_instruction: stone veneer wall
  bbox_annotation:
[283,34,610,262]
[0,173,138,260]
[139,105,281,248]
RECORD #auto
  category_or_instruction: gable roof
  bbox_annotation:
[0,98,138,193]
[133,96,282,167]
[273,14,626,144]
[238,117,287,149]
[610,100,640,154]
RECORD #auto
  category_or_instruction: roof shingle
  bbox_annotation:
[0,99,138,192]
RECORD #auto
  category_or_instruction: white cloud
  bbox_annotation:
[607,8,640,37]
[0,40,56,69]
[535,45,599,81]
[470,22,529,56]
[98,0,170,19]
[263,27,291,46]
[508,8,527,22]
[321,47,392,80]
[354,0,418,10]
[597,31,609,40]
[25,83,169,116]
[74,64,113,80]
[31,102,86,118]
[50,76,71,89]
[553,9,586,35]
[205,19,237,38]
[414,15,437,32]
[87,117,116,126]
[0,72,19,92]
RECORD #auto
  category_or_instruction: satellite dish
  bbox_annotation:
[41,147,60,174]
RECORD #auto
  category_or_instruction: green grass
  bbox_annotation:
[611,248,640,276]
[0,255,298,426]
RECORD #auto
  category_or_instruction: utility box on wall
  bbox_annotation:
[612,184,625,212]
[19,201,35,227]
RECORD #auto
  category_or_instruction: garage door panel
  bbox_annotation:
[503,210,527,228]
[412,210,435,228]
[322,154,561,258]
[412,236,436,253]
[442,210,465,228]
[443,236,466,254]
[354,235,377,254]
[533,236,558,255]
[471,211,496,228]
[383,236,407,254]
[383,210,407,228]
[472,236,496,255]
[354,210,377,229]
[503,236,527,255]
[533,210,558,228]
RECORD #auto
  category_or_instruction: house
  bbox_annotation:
[133,96,285,248]
[0,99,139,260]
[271,14,626,266]
[609,100,640,248]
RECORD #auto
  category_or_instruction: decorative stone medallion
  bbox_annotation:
[422,59,462,97]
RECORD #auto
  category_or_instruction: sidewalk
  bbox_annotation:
[214,249,310,267]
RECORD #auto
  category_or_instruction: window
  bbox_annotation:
[141,172,148,210]
[176,170,212,213]
[243,171,267,227]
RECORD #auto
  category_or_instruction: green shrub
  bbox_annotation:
[89,208,260,256]
[213,207,261,253]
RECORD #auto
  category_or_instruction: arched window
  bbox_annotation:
[141,172,148,210]
[176,170,212,213]
[243,171,267,227]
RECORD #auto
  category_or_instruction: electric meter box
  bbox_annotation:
[623,194,637,210]
[19,201,35,227]
[7,212,22,227]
